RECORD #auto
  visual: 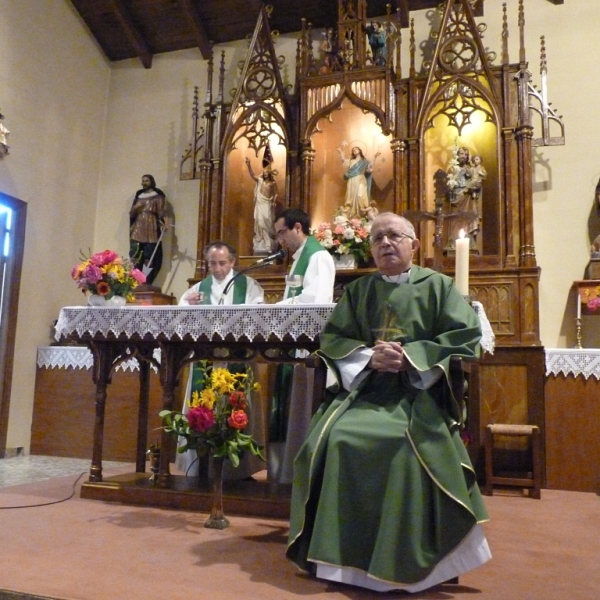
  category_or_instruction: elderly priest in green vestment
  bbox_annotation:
[287,212,491,592]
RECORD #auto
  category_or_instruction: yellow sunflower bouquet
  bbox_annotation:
[159,362,265,467]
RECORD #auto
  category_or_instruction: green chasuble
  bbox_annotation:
[286,266,489,586]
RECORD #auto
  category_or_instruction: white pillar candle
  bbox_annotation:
[455,230,470,296]
[577,294,581,319]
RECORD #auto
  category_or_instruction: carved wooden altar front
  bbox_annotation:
[180,0,564,473]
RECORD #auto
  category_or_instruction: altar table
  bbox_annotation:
[54,304,334,515]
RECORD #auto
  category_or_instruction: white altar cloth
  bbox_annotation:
[545,348,600,380]
[53,302,494,355]
[54,304,336,343]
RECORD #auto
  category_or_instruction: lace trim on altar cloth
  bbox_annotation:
[472,301,495,355]
[545,348,600,380]
[54,304,336,344]
[53,303,495,358]
[37,346,160,372]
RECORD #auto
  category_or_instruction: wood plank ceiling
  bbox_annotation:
[69,0,564,69]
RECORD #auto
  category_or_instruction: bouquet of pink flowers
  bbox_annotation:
[71,249,146,301]
[587,288,600,312]
[312,211,372,263]
[159,362,265,467]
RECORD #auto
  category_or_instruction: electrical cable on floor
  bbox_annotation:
[0,471,86,509]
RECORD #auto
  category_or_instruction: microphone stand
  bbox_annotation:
[218,250,284,305]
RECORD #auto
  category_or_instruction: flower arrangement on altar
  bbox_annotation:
[159,362,265,467]
[312,210,372,264]
[586,286,600,312]
[71,249,146,301]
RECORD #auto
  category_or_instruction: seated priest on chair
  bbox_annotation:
[287,212,491,592]
[177,241,265,480]
[268,208,336,484]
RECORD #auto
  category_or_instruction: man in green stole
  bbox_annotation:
[268,209,336,483]
[179,241,264,306]
[287,213,491,592]
[178,241,265,478]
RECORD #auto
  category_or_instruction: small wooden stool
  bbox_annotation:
[483,424,541,499]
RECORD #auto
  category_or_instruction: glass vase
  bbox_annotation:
[108,295,127,306]
[204,455,230,529]
[334,254,356,270]
[87,294,107,306]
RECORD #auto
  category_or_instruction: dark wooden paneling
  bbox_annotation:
[31,366,165,462]
[545,374,600,493]
[467,346,546,485]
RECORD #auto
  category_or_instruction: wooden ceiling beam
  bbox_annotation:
[177,0,213,59]
[109,0,153,68]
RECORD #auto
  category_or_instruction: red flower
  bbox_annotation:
[187,406,215,433]
[229,390,247,409]
[96,281,110,296]
[227,409,248,430]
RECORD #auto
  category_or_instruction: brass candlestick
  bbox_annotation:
[575,317,582,349]
[147,445,161,482]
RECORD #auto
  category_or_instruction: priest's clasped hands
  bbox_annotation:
[369,340,411,373]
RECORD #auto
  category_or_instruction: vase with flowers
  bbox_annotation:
[585,285,600,313]
[71,249,146,305]
[312,210,372,268]
[159,362,265,529]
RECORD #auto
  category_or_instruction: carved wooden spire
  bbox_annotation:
[222,6,291,158]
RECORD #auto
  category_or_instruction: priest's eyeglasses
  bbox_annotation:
[370,231,414,246]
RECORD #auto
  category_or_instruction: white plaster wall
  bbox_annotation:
[95,34,299,299]
[0,0,110,450]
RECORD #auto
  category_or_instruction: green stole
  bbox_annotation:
[285,236,327,299]
[190,273,248,398]
[197,272,247,305]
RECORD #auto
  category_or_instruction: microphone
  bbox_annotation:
[218,249,286,304]
[253,249,286,266]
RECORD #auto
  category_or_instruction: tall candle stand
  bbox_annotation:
[575,317,582,349]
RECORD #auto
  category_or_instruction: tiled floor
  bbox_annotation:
[0,455,130,489]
